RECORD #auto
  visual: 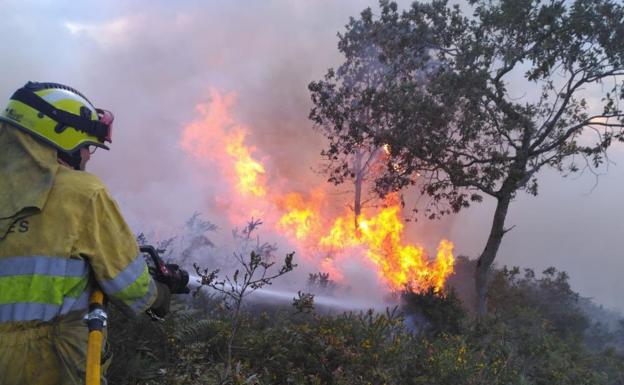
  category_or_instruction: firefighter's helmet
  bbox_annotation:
[0,81,113,154]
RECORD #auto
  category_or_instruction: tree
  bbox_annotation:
[310,12,401,233]
[309,0,624,316]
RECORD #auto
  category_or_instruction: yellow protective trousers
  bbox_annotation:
[0,311,110,385]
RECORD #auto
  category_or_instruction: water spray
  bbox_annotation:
[187,274,382,311]
[141,245,385,311]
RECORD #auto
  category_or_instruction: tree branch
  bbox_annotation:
[531,114,624,156]
[532,68,624,151]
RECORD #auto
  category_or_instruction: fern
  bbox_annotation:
[172,309,221,343]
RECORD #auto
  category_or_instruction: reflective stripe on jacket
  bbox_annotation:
[0,146,157,324]
[0,253,155,323]
[0,256,90,322]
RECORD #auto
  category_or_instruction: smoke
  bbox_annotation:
[1,0,623,311]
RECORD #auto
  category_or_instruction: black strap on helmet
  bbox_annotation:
[57,149,83,170]
[9,85,110,142]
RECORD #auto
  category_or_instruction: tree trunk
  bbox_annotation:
[353,150,363,236]
[475,193,512,318]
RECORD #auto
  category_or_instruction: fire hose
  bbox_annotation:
[85,246,190,385]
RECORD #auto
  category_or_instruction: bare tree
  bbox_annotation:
[193,219,296,380]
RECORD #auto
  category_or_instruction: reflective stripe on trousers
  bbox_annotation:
[0,256,90,322]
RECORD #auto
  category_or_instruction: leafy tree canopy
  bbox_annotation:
[309,0,624,315]
[310,0,624,217]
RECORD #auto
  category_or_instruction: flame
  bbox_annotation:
[277,194,317,239]
[225,130,266,197]
[276,190,325,240]
[313,194,454,291]
[181,88,455,294]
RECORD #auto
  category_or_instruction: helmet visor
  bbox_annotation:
[96,108,114,143]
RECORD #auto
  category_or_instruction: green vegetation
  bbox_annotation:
[108,256,624,385]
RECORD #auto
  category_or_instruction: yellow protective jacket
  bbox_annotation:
[0,123,157,384]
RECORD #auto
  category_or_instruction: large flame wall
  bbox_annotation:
[181,88,455,293]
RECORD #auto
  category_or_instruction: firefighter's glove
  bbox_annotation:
[149,281,171,318]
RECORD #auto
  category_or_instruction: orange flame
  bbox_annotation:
[277,194,317,239]
[313,195,454,291]
[225,130,266,197]
[181,89,455,293]
[276,190,325,240]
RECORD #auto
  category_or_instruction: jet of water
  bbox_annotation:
[188,274,384,311]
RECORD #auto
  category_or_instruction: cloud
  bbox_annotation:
[64,17,134,49]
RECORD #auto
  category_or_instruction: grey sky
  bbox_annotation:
[1,0,622,310]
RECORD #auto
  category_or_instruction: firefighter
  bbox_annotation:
[0,81,176,384]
